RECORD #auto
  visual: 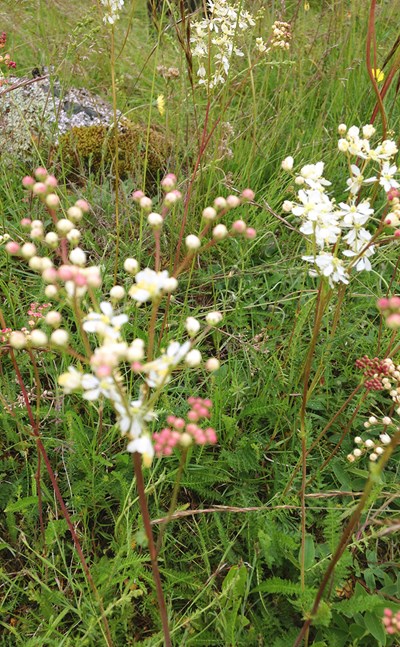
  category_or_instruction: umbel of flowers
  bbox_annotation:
[190,0,291,89]
[3,168,255,466]
[281,124,399,288]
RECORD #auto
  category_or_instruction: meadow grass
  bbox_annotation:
[1,0,400,645]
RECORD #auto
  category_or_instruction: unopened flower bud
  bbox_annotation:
[202,207,217,221]
[45,232,59,248]
[5,241,20,255]
[29,329,48,347]
[56,219,74,235]
[67,206,83,223]
[50,329,69,347]
[185,234,201,250]
[139,196,152,211]
[69,247,86,266]
[241,188,255,201]
[212,224,228,240]
[42,267,58,283]
[45,311,62,327]
[185,349,202,367]
[9,331,27,349]
[32,182,47,195]
[245,227,256,239]
[67,228,81,245]
[34,167,48,180]
[45,285,58,298]
[226,195,241,209]
[22,176,35,188]
[232,220,246,233]
[148,212,163,228]
[282,200,293,212]
[205,357,220,371]
[29,256,43,271]
[110,285,125,300]
[213,197,227,211]
[131,190,145,202]
[164,277,178,292]
[21,243,37,259]
[75,199,89,213]
[206,311,223,325]
[45,175,58,188]
[185,317,201,336]
[124,258,139,274]
[338,123,347,135]
[163,191,179,206]
[281,156,294,171]
[161,173,177,191]
[45,194,60,208]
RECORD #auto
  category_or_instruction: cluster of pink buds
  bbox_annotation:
[355,355,391,390]
[27,302,51,327]
[131,174,183,215]
[5,168,94,300]
[384,188,400,232]
[383,608,400,635]
[377,296,400,329]
[0,327,12,343]
[0,33,16,71]
[153,397,217,456]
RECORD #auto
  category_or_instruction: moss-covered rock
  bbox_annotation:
[58,122,171,182]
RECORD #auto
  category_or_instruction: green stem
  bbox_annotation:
[132,453,171,646]
[293,429,400,647]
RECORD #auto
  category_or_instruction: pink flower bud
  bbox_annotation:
[232,219,247,233]
[5,241,20,255]
[58,265,74,281]
[395,229,400,238]
[377,298,389,309]
[161,173,177,190]
[45,175,58,187]
[42,267,58,283]
[213,197,227,211]
[389,296,400,308]
[226,195,241,209]
[74,272,87,287]
[131,190,145,202]
[32,182,47,195]
[188,410,199,421]
[139,196,152,211]
[387,188,400,201]
[241,188,255,201]
[386,313,400,329]
[96,365,112,378]
[34,167,48,181]
[75,199,90,212]
[22,176,35,188]
[20,218,32,228]
[245,227,256,239]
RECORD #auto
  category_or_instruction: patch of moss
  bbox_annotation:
[58,122,171,182]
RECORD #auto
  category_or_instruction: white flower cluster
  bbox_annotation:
[101,0,124,25]
[191,0,256,88]
[281,124,399,288]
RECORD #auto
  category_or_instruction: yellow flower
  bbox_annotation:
[304,1,310,10]
[156,94,165,116]
[372,68,384,82]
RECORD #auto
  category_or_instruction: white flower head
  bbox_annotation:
[129,268,174,303]
[83,301,128,340]
[143,341,191,388]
